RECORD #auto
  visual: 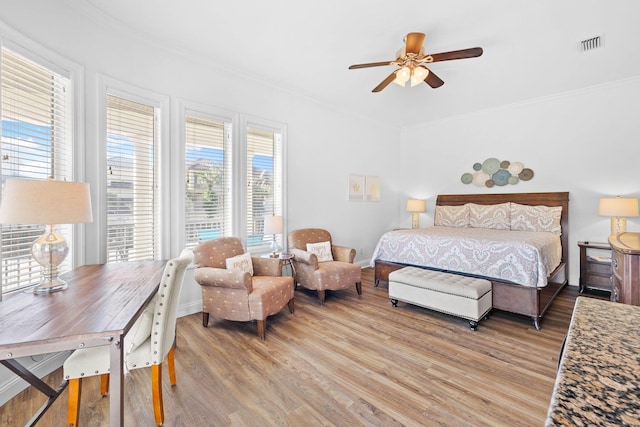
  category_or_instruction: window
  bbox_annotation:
[246,126,283,251]
[0,46,73,295]
[184,113,232,248]
[180,108,285,252]
[105,94,160,262]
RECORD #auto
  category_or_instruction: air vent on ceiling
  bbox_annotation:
[580,35,602,52]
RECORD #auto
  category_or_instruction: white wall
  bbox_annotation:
[399,77,640,285]
[0,1,401,266]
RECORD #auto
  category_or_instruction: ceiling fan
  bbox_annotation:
[348,32,483,92]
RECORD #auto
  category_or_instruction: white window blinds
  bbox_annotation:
[246,127,282,250]
[0,46,73,294]
[106,95,160,262]
[184,114,232,247]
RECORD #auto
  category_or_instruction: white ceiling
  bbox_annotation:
[85,0,640,127]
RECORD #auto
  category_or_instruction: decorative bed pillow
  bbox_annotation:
[434,205,469,228]
[125,293,158,353]
[468,202,511,230]
[306,241,333,262]
[225,252,254,276]
[510,203,562,235]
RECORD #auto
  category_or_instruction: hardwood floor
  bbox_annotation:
[1,268,590,426]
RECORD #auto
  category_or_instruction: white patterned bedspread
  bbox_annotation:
[370,227,562,287]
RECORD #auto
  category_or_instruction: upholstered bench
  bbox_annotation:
[388,266,492,330]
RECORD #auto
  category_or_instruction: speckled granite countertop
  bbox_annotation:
[545,296,640,426]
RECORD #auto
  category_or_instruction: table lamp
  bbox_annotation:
[264,214,283,258]
[598,196,639,235]
[406,199,426,229]
[0,179,93,293]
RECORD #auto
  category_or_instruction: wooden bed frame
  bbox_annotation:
[375,192,570,329]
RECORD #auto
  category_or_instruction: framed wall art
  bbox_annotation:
[348,174,365,201]
[365,175,381,201]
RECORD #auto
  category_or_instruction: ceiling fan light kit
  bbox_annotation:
[349,32,483,93]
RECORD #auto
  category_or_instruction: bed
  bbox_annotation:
[372,192,569,329]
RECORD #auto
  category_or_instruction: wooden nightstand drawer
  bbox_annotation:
[585,273,612,290]
[586,260,611,275]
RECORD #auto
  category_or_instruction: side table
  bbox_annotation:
[577,241,612,294]
[262,252,295,280]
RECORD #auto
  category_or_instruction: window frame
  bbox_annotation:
[239,115,287,252]
[96,75,170,263]
[0,29,84,297]
[173,102,287,255]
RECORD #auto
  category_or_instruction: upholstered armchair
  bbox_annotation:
[63,249,193,427]
[193,237,294,340]
[288,228,362,305]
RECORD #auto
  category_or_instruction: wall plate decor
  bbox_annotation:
[461,158,534,187]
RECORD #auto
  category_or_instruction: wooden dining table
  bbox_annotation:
[0,260,166,426]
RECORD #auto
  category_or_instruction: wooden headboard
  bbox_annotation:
[436,192,570,266]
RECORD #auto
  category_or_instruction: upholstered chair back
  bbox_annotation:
[193,236,245,269]
[288,228,333,251]
[149,249,193,365]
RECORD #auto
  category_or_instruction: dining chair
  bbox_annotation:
[62,249,193,426]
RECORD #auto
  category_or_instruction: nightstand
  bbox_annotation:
[578,241,612,294]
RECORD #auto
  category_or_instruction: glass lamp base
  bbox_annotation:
[269,238,279,258]
[31,225,70,294]
[34,278,68,294]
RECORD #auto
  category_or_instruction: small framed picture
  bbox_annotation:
[348,174,364,201]
[365,175,381,201]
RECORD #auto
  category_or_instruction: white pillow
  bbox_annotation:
[125,293,158,353]
[225,252,254,276]
[306,241,333,262]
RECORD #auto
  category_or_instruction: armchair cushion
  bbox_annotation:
[225,252,254,276]
[306,241,333,262]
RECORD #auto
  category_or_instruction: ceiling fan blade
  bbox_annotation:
[348,61,395,70]
[372,71,397,92]
[424,68,444,88]
[426,47,483,63]
[405,32,425,55]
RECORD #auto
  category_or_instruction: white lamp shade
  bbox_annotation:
[598,197,639,217]
[264,214,283,235]
[406,199,426,213]
[0,179,93,225]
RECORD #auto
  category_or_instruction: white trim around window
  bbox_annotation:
[94,75,170,263]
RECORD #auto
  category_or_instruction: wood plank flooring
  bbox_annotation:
[1,268,593,426]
